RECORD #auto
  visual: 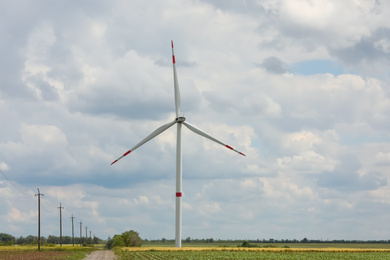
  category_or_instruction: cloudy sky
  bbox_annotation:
[2,0,390,242]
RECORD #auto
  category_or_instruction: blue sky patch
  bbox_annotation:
[340,133,390,145]
[290,59,344,76]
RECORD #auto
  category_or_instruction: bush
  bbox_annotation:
[0,241,14,246]
[122,231,142,247]
[106,230,142,249]
[263,244,277,248]
[240,241,260,248]
[242,241,250,247]
[105,238,114,249]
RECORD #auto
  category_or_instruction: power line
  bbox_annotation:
[0,168,12,182]
[40,196,57,214]
[0,168,33,198]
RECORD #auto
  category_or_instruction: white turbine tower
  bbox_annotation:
[111,41,245,247]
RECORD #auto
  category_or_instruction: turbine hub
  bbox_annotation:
[176,116,186,123]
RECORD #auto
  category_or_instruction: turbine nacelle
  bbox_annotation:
[175,116,186,123]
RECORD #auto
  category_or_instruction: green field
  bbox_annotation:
[142,241,390,249]
[119,243,390,260]
[2,243,390,259]
[120,250,390,260]
[119,247,390,260]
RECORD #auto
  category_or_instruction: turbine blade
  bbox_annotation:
[182,121,246,156]
[171,40,181,117]
[111,120,177,165]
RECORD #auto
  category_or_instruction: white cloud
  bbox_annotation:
[20,123,68,148]
[7,208,35,223]
[0,162,9,171]
[375,152,390,166]
[197,202,221,216]
[277,151,338,173]
[1,0,390,241]
[134,195,150,205]
[22,22,60,101]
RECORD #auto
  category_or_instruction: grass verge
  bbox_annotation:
[0,245,97,260]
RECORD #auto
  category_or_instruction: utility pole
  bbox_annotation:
[70,214,75,246]
[35,188,44,251]
[80,220,82,246]
[89,230,92,243]
[57,203,64,246]
[85,226,88,243]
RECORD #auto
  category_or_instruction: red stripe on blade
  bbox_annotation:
[172,55,176,64]
[111,160,118,165]
[123,150,131,156]
[226,145,233,150]
[176,192,182,197]
[171,40,174,48]
[239,152,246,156]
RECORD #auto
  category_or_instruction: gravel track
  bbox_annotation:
[83,250,118,260]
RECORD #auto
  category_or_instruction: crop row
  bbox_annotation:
[120,250,390,260]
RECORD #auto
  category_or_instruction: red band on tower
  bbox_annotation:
[176,192,182,197]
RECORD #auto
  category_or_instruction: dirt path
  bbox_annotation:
[83,250,118,260]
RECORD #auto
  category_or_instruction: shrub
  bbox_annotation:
[242,241,250,247]
[106,230,142,249]
[240,241,260,248]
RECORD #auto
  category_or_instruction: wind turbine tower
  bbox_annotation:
[111,41,245,247]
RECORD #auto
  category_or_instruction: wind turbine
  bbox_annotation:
[111,41,246,247]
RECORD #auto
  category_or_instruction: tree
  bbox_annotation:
[105,238,114,249]
[121,230,142,247]
[106,234,125,249]
[106,230,142,249]
[47,235,59,244]
[93,236,100,244]
[25,235,37,244]
[206,238,214,243]
[0,233,15,245]
[16,236,25,245]
[63,236,72,244]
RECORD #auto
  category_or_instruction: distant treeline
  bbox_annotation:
[3,232,390,246]
[0,233,104,246]
[146,237,390,244]
[252,238,390,244]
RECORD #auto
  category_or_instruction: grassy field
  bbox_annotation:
[0,244,97,260]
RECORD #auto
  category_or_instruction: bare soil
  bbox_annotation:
[0,250,71,259]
